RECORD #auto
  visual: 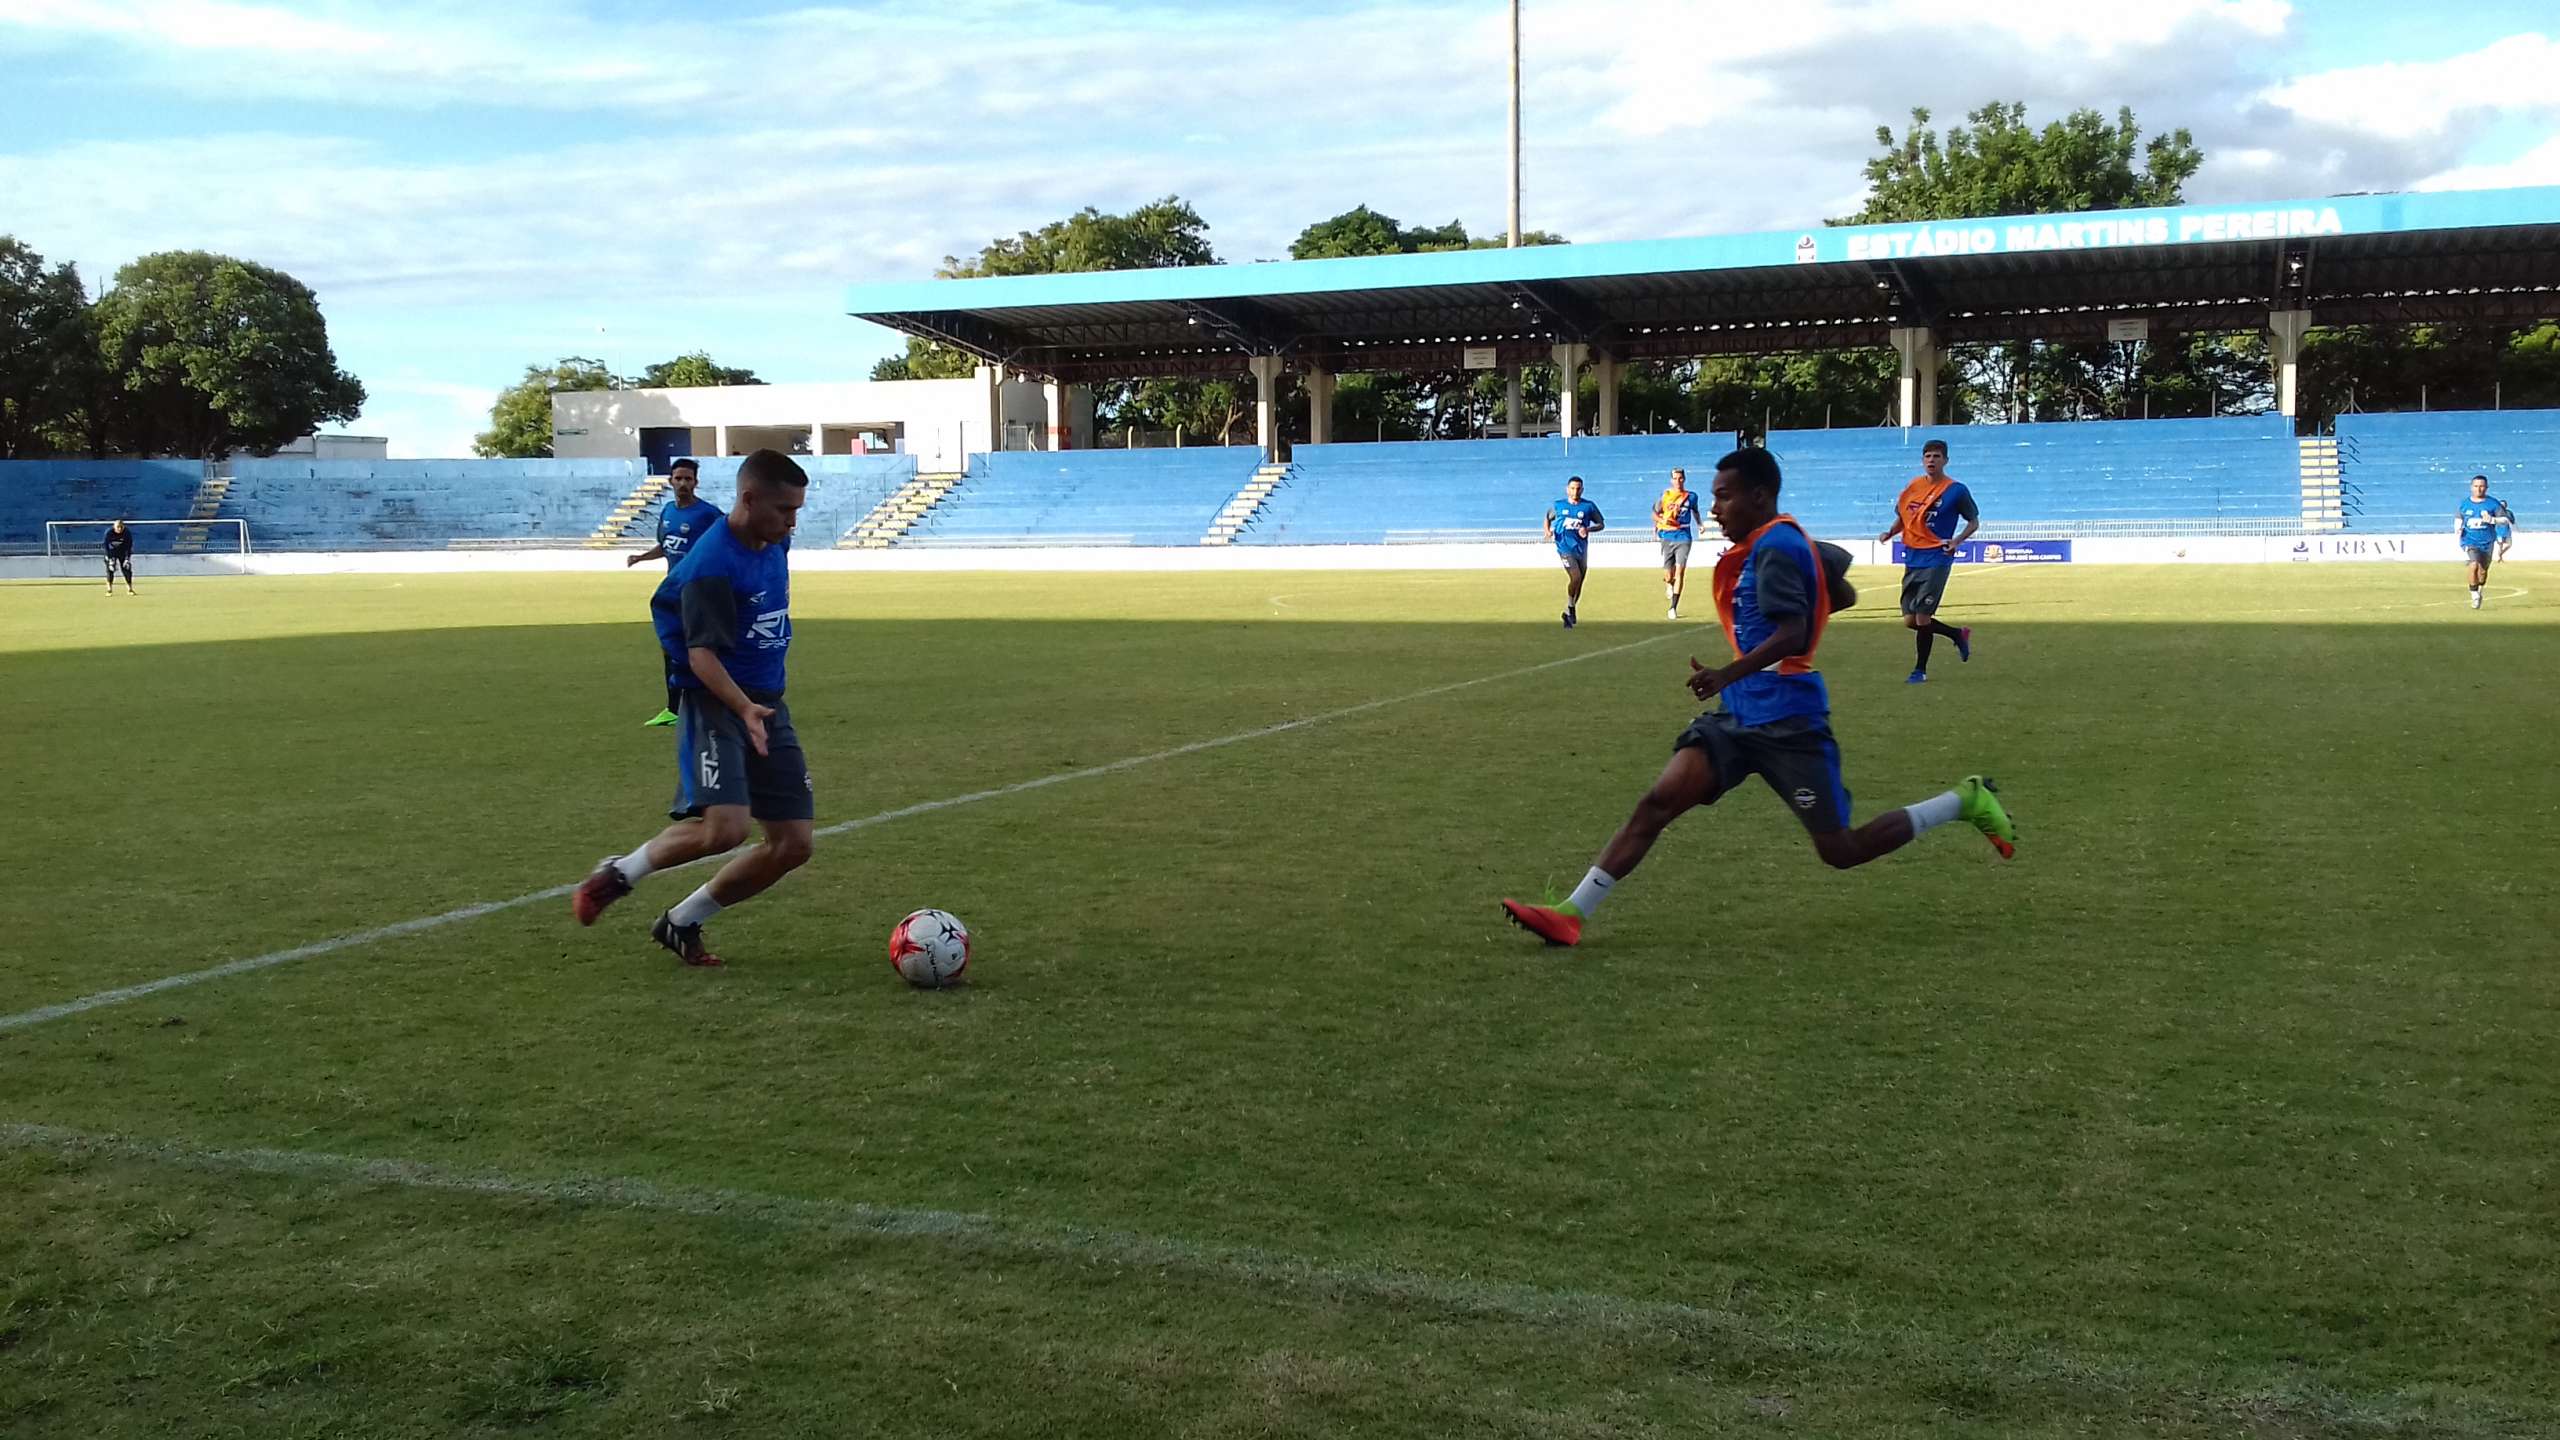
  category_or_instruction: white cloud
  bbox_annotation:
[2261,33,2560,142]
[2416,134,2560,192]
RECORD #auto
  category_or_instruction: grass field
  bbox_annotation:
[3,562,2555,1438]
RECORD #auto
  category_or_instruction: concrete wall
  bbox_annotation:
[552,371,1074,470]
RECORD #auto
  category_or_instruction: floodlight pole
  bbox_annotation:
[1505,0,1524,440]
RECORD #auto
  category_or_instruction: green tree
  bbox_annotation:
[92,250,365,458]
[637,351,760,388]
[474,356,618,459]
[1839,104,2233,423]
[0,236,98,458]
[869,340,980,383]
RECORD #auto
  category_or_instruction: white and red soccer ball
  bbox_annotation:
[889,908,971,988]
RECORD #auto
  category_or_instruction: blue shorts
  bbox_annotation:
[669,690,813,822]
[1675,711,1851,834]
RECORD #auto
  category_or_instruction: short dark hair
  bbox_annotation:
[1921,439,1949,457]
[2471,473,2489,483]
[738,448,808,492]
[1714,447,1782,498]
[670,457,699,475]
[1565,474,1584,486]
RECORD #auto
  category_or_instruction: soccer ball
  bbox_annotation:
[889,909,971,988]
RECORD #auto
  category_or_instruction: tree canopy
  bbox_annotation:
[474,357,616,459]
[91,250,365,459]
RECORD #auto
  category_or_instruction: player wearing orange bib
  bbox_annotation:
[1877,438,1979,683]
[1653,467,1700,619]
[1501,448,2016,947]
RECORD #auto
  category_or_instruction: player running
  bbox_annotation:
[1546,476,1604,629]
[573,449,816,967]
[1878,438,1978,683]
[1501,448,2015,948]
[2457,474,2515,610]
[631,458,724,726]
[1654,467,1701,619]
[101,519,135,594]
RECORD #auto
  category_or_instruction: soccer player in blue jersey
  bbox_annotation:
[574,449,815,967]
[631,459,725,726]
[1879,439,1979,683]
[1653,468,1700,619]
[1502,448,2015,948]
[1546,476,1605,628]
[2457,474,2515,610]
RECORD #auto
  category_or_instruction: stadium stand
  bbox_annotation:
[0,460,206,553]
[1761,417,2304,537]
[1238,435,1742,545]
[1241,419,2298,544]
[207,454,912,550]
[2335,409,2560,531]
[899,447,1261,547]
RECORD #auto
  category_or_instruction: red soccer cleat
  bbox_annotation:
[1501,899,1583,947]
[571,858,633,926]
[652,911,724,968]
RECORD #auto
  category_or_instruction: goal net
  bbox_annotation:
[46,519,251,577]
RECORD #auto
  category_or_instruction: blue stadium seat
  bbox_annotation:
[208,454,915,550]
[0,461,206,553]
[899,448,1262,547]
[1242,420,2299,544]
[2335,410,2560,531]
[1239,434,1741,545]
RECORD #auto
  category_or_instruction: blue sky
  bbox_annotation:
[3,0,2555,455]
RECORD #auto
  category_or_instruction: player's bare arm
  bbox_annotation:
[1686,613,1808,700]
[688,645,772,755]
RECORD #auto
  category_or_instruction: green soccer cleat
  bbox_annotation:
[644,708,679,728]
[1957,775,2016,859]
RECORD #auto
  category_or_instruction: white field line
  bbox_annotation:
[0,628,1693,1034]
[0,1120,1770,1343]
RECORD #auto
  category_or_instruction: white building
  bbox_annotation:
[551,369,1096,472]
[259,433,390,460]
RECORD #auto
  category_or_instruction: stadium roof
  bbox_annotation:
[843,187,2560,383]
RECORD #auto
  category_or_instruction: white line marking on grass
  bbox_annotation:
[0,629,1689,1034]
[0,1120,1759,1342]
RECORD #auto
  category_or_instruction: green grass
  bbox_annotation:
[2,563,2555,1438]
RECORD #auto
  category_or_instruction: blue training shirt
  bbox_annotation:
[1720,522,1830,728]
[652,516,792,698]
[2458,495,2513,549]
[657,497,724,566]
[1550,498,1603,556]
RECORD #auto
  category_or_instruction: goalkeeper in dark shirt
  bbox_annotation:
[103,519,136,594]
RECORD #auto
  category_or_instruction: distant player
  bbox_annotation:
[573,449,816,967]
[1546,475,1604,629]
[2456,474,2515,610]
[1653,467,1701,619]
[101,518,135,594]
[1878,438,1979,683]
[631,459,723,726]
[1501,448,2014,948]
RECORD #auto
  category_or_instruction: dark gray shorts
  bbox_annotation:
[669,690,814,822]
[1674,711,1851,835]
[2463,543,2496,569]
[1900,562,1953,615]
[1659,538,1693,569]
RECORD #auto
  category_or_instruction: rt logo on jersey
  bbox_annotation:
[746,608,789,645]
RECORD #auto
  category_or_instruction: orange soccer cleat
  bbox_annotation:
[1501,899,1583,947]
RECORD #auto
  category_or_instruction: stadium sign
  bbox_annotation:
[1892,539,2073,565]
[1842,206,2347,262]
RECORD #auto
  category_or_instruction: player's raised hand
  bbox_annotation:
[743,703,775,756]
[1686,656,1727,700]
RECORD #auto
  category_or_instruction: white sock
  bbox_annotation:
[612,849,657,884]
[669,884,724,928]
[1903,790,1962,836]
[1565,866,1616,915]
